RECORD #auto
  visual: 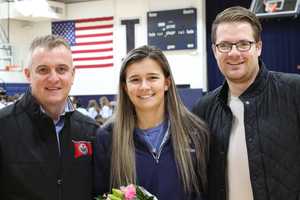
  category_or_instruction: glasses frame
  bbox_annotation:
[214,40,256,53]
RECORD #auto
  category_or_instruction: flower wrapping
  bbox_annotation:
[95,184,158,200]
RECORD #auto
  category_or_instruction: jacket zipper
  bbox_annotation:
[152,140,165,164]
[151,122,170,164]
[57,124,63,200]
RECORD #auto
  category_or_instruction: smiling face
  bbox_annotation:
[24,45,75,109]
[213,22,262,85]
[124,58,170,114]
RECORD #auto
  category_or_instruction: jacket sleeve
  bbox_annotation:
[93,126,112,197]
[192,95,210,121]
[286,73,300,133]
[295,76,300,128]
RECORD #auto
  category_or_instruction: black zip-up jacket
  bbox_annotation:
[0,91,98,200]
[193,61,300,200]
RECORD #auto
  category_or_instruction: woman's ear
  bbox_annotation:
[164,77,171,91]
[123,83,128,93]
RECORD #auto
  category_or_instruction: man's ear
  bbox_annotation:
[256,40,262,57]
[72,66,75,76]
[24,68,31,82]
[212,44,217,58]
[71,67,75,85]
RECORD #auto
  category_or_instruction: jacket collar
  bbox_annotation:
[19,89,74,121]
[217,59,269,103]
[18,90,74,141]
[19,89,49,121]
[17,90,53,140]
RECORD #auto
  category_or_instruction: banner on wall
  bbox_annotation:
[52,17,114,69]
[147,8,197,51]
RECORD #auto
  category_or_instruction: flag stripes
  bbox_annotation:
[52,16,114,69]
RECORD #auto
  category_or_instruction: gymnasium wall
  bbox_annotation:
[0,0,207,99]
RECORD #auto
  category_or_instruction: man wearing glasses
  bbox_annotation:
[193,6,300,200]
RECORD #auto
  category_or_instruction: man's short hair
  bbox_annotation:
[211,6,262,43]
[27,35,71,68]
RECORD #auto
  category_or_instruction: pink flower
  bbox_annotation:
[120,184,136,200]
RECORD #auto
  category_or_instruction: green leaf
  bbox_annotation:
[107,194,122,200]
[112,188,124,199]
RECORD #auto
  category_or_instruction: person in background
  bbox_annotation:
[0,88,8,109]
[99,96,113,120]
[0,99,5,109]
[87,99,100,119]
[94,114,105,126]
[193,6,300,200]
[70,96,90,117]
[94,45,209,200]
[0,35,98,200]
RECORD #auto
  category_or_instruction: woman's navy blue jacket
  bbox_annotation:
[94,124,206,200]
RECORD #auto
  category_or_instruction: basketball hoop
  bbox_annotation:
[264,0,285,13]
[265,2,278,12]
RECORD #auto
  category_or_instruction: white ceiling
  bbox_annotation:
[53,0,101,4]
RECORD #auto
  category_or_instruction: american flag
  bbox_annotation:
[52,17,114,69]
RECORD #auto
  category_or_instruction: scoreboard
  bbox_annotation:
[147,8,197,51]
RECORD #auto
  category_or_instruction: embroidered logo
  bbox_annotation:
[72,140,92,158]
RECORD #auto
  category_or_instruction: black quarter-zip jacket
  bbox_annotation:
[0,91,98,200]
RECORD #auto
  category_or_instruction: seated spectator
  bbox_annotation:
[70,96,90,116]
[95,114,105,126]
[99,96,113,120]
[87,99,100,119]
[0,99,5,109]
[0,88,7,109]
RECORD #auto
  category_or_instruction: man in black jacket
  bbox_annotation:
[0,35,98,200]
[193,6,300,200]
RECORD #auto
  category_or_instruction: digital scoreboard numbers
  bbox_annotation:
[147,8,197,51]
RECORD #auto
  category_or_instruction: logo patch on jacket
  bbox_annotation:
[72,140,92,158]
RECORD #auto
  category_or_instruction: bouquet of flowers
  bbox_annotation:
[95,184,158,200]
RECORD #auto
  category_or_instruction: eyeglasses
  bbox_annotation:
[215,40,256,53]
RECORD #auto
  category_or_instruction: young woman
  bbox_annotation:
[94,45,209,200]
